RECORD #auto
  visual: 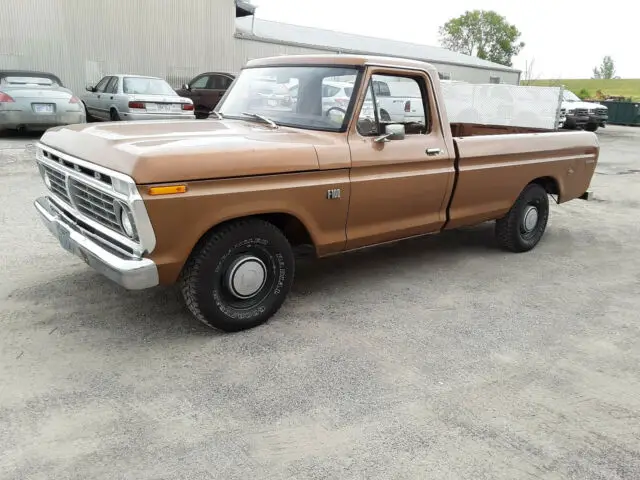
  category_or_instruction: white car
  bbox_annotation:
[82,74,195,122]
[288,80,355,115]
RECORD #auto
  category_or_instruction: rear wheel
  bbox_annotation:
[495,183,549,253]
[180,218,295,332]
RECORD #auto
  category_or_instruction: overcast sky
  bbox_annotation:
[250,0,635,79]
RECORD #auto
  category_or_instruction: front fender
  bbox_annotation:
[142,169,351,284]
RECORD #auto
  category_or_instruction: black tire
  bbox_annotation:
[495,183,549,253]
[195,107,209,120]
[585,123,599,132]
[110,108,121,121]
[180,218,295,332]
[83,102,95,122]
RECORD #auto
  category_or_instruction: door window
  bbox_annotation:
[104,76,118,94]
[95,76,110,93]
[190,75,209,89]
[210,75,232,89]
[357,73,429,136]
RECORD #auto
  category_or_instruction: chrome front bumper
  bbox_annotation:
[34,196,159,290]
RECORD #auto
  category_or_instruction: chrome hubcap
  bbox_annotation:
[523,205,539,232]
[226,256,267,299]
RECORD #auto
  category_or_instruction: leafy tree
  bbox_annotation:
[592,56,616,79]
[577,88,591,100]
[438,10,525,67]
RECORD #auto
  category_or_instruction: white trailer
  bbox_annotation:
[440,81,564,130]
[375,78,565,131]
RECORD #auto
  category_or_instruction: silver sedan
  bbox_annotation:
[0,70,86,133]
[82,74,195,122]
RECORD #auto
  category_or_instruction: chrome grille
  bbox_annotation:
[42,164,71,203]
[68,179,122,233]
[574,108,588,115]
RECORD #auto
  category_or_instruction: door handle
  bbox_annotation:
[426,148,442,156]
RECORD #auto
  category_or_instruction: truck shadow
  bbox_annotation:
[12,223,499,337]
[293,223,499,290]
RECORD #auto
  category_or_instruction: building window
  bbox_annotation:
[438,72,452,80]
[490,76,501,84]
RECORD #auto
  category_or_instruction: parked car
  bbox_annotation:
[33,54,599,333]
[289,80,355,114]
[561,90,608,132]
[82,74,195,122]
[175,72,235,119]
[0,70,85,134]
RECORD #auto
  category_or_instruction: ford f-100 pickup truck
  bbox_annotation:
[33,54,599,332]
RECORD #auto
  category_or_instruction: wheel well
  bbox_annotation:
[531,176,560,197]
[254,213,314,247]
[190,213,314,257]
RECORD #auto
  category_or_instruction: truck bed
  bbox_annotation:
[444,129,599,230]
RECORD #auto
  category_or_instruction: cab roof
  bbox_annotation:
[245,54,439,76]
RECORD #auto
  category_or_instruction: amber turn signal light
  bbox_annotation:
[148,185,188,196]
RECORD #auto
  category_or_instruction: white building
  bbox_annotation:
[0,0,521,95]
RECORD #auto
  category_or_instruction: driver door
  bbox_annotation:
[85,76,110,119]
[345,68,455,249]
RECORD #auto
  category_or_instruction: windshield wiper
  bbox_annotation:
[240,112,278,129]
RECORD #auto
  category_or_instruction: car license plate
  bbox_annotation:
[57,225,73,253]
[155,103,171,112]
[33,104,54,114]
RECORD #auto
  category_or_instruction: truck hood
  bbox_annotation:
[562,101,607,110]
[39,119,330,184]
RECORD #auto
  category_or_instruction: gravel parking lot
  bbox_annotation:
[1,126,639,479]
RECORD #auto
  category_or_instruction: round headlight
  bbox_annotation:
[120,208,135,238]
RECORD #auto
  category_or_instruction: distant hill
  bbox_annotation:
[526,79,640,101]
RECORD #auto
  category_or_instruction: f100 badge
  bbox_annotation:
[326,188,341,200]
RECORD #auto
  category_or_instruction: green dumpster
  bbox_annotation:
[599,101,640,126]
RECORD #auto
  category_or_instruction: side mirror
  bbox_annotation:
[375,123,405,143]
[85,85,95,92]
[182,83,190,91]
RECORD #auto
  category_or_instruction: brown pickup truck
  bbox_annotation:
[33,54,599,332]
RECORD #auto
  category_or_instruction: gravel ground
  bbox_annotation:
[1,126,639,479]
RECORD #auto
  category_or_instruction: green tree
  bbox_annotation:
[592,56,616,79]
[577,88,591,100]
[438,10,525,67]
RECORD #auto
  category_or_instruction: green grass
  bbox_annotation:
[526,79,640,101]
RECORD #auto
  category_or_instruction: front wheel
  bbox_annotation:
[195,107,210,120]
[180,218,295,332]
[495,183,549,253]
[585,123,599,132]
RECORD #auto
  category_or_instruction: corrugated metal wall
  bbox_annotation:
[0,0,518,94]
[0,0,331,94]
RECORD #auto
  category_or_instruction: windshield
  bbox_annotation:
[123,77,176,95]
[563,90,581,102]
[217,66,361,131]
